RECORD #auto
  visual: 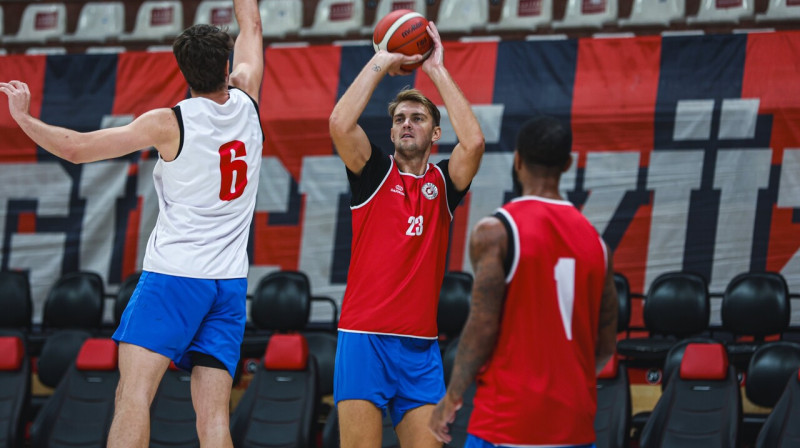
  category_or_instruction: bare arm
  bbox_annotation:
[596,245,619,374]
[421,22,485,191]
[229,0,263,102]
[429,216,507,443]
[1,80,179,163]
[329,51,422,175]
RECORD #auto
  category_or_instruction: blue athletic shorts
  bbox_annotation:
[466,434,597,448]
[334,331,446,426]
[112,270,247,378]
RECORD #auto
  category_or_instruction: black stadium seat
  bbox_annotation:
[0,271,32,336]
[640,342,741,448]
[37,271,105,389]
[722,272,790,368]
[0,335,30,448]
[757,368,800,448]
[745,341,800,410]
[231,271,318,448]
[30,338,119,448]
[617,271,709,363]
[595,354,630,448]
[613,272,631,333]
[437,271,472,353]
[113,271,142,326]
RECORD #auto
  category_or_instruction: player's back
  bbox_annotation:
[469,195,607,446]
[144,88,263,279]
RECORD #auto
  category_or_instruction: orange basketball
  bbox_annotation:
[372,9,432,71]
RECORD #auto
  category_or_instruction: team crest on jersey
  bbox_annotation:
[421,182,438,200]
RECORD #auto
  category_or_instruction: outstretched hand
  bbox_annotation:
[428,392,462,444]
[422,21,444,73]
[0,81,32,122]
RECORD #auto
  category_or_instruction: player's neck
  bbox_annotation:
[192,88,230,105]
[520,176,563,201]
[393,151,429,176]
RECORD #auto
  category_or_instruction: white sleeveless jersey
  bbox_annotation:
[143,88,263,279]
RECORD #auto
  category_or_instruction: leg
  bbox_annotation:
[338,399,383,448]
[191,365,234,448]
[107,343,170,448]
[395,404,442,448]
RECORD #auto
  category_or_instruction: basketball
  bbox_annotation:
[372,9,432,70]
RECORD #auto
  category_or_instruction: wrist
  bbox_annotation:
[445,389,463,407]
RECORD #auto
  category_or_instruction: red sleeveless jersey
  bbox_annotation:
[468,196,608,446]
[338,146,464,338]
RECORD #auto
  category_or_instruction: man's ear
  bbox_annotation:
[513,150,522,171]
[562,154,573,173]
[431,126,441,143]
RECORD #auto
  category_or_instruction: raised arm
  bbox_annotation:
[421,22,485,191]
[596,245,619,374]
[329,51,422,175]
[429,216,507,444]
[229,0,263,102]
[1,81,179,164]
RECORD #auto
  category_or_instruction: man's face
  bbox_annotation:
[390,101,438,154]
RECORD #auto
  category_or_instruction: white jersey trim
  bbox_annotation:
[432,163,454,221]
[337,328,438,340]
[495,208,520,284]
[397,161,431,178]
[350,156,394,210]
[511,195,573,207]
[599,236,609,278]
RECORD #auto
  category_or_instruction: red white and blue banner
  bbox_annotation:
[2,32,800,324]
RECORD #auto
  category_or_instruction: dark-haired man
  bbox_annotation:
[1,1,263,446]
[329,22,484,448]
[429,116,618,448]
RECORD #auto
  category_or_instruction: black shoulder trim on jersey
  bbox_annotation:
[494,211,515,278]
[229,86,265,142]
[437,159,470,216]
[346,143,392,207]
[171,105,184,160]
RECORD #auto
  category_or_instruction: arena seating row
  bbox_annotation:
[2,0,799,55]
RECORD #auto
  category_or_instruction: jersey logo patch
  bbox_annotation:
[390,184,405,196]
[422,182,438,200]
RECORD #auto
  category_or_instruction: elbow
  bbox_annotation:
[59,144,82,164]
[328,111,349,141]
[465,136,485,158]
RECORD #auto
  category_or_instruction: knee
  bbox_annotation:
[114,379,156,411]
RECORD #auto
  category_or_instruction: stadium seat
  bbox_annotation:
[756,368,800,447]
[194,0,239,35]
[687,0,754,24]
[4,3,67,44]
[595,354,630,448]
[299,0,364,37]
[120,1,184,41]
[757,0,800,22]
[61,1,125,42]
[437,271,472,354]
[614,272,631,333]
[30,338,119,448]
[552,0,618,29]
[640,342,741,448]
[259,0,303,38]
[231,271,318,447]
[362,0,426,35]
[616,272,710,363]
[745,342,800,409]
[722,272,790,369]
[150,363,199,448]
[435,0,489,33]
[0,271,32,336]
[618,0,684,27]
[487,0,553,32]
[0,336,30,448]
[37,271,105,389]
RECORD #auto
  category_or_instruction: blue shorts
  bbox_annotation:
[334,331,445,426]
[466,435,597,448]
[112,271,247,378]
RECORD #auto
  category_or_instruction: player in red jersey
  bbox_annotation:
[329,22,485,448]
[429,116,618,447]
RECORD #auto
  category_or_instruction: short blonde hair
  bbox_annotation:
[387,88,441,127]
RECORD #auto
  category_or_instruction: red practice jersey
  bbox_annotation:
[338,144,466,338]
[468,196,608,446]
